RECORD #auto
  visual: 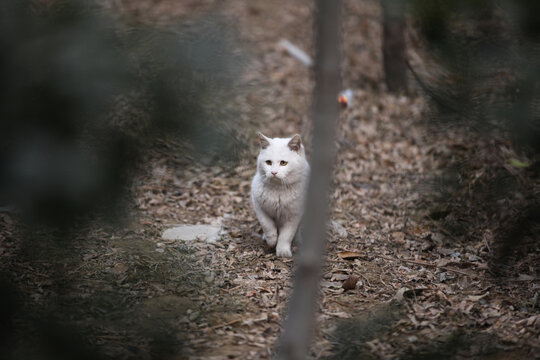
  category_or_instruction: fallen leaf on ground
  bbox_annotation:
[111,263,128,274]
[395,287,425,302]
[468,292,489,301]
[242,313,268,326]
[337,251,362,260]
[342,275,359,291]
[517,274,535,281]
[391,231,406,244]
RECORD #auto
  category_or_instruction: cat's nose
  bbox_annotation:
[271,171,278,176]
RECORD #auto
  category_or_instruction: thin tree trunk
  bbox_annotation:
[276,1,342,359]
[381,0,408,93]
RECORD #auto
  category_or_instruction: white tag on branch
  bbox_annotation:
[278,39,313,67]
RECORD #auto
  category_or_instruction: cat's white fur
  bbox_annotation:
[251,132,310,257]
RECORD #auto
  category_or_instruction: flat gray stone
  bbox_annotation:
[162,224,222,243]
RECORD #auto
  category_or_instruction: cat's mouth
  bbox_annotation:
[267,175,282,182]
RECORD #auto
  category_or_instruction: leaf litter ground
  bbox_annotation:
[1,0,539,359]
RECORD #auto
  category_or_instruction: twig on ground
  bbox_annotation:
[209,318,242,330]
[376,255,480,278]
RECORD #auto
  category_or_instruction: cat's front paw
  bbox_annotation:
[276,244,292,258]
[263,233,277,248]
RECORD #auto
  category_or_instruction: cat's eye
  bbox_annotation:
[280,160,288,166]
[265,160,272,165]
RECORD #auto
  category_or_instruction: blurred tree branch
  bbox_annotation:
[276,0,342,359]
[381,0,407,93]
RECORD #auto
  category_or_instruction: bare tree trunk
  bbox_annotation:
[276,1,342,359]
[381,0,407,93]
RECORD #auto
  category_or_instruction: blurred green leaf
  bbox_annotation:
[509,158,530,167]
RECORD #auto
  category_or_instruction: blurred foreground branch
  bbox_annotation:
[381,0,407,93]
[276,1,342,359]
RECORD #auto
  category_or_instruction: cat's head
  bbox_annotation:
[256,132,308,184]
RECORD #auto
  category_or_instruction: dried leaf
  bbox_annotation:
[326,311,351,319]
[468,292,489,302]
[517,274,535,281]
[242,313,268,326]
[436,258,451,267]
[342,275,359,291]
[111,263,128,274]
[331,273,350,281]
[337,251,362,260]
[391,231,405,243]
[321,281,343,289]
[395,287,425,302]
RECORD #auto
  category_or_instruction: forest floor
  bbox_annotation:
[1,0,539,359]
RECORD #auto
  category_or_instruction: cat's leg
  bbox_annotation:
[276,219,301,258]
[254,207,278,248]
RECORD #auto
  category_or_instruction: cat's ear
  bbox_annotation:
[258,132,270,149]
[288,134,302,153]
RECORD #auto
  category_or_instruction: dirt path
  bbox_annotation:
[1,0,538,359]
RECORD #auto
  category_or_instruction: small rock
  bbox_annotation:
[438,272,454,282]
[204,272,215,284]
[188,311,200,321]
[467,254,481,261]
[395,287,408,302]
[330,221,348,238]
[161,224,222,243]
[408,335,418,343]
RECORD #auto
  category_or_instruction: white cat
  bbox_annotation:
[251,132,310,258]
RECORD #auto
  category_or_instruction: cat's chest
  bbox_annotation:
[257,184,301,216]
